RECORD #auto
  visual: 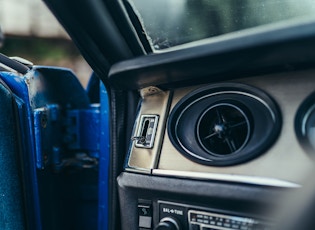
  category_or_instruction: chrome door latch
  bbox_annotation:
[132,115,159,149]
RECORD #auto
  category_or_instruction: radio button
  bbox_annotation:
[138,203,152,229]
[197,219,203,223]
[155,217,181,230]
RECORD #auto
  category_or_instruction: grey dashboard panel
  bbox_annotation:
[126,69,315,186]
[127,90,171,172]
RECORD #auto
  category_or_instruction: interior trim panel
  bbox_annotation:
[152,169,300,188]
[126,69,315,187]
[126,89,171,172]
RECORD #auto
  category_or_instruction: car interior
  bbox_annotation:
[1,0,315,230]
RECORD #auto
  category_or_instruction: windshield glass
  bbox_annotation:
[129,0,315,51]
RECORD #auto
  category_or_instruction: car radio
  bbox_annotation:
[188,210,269,230]
[153,201,271,230]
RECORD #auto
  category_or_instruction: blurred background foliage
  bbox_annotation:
[2,37,78,64]
[0,0,91,87]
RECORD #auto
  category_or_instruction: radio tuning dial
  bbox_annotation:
[155,217,181,230]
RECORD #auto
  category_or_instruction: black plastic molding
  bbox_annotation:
[109,19,315,90]
[117,172,287,230]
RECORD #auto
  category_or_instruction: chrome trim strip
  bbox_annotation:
[152,169,300,188]
[125,167,151,174]
[124,102,141,169]
[301,104,315,135]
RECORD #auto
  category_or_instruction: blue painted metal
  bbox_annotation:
[98,82,110,230]
[23,66,97,171]
[33,105,61,170]
[34,104,100,170]
[26,66,90,110]
[27,67,100,229]
[0,72,42,230]
[0,67,107,230]
[65,105,100,157]
[34,109,45,169]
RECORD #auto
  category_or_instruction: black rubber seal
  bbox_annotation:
[0,53,29,74]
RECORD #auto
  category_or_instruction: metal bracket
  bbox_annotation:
[34,104,100,172]
[132,115,159,149]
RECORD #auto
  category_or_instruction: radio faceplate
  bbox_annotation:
[188,210,269,230]
[157,201,271,230]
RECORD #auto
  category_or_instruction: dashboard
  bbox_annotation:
[109,20,315,230]
[119,70,315,230]
[127,69,315,186]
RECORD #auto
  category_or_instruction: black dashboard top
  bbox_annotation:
[109,19,315,90]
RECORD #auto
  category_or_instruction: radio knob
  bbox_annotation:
[155,217,181,230]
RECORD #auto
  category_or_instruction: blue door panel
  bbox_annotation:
[0,67,110,230]
[98,83,110,230]
[0,71,42,230]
